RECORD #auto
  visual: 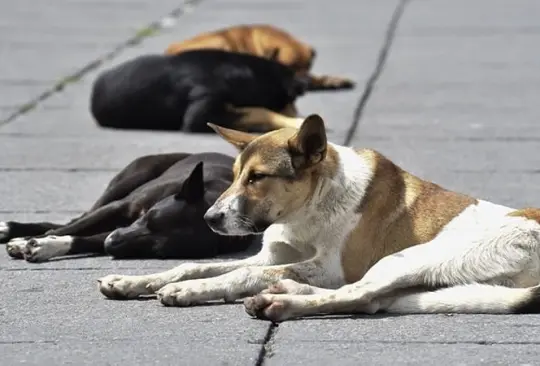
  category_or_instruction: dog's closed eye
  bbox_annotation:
[247,172,269,184]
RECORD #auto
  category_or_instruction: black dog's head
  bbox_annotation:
[103,162,217,259]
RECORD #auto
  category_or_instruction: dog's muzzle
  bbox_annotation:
[204,195,253,236]
[203,207,227,234]
[104,226,150,249]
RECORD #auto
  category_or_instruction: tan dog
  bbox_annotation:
[97,115,540,321]
[165,24,355,91]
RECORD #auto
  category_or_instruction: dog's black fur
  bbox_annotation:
[91,49,308,132]
[2,152,255,262]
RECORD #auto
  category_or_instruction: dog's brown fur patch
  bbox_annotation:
[232,107,303,132]
[341,150,478,283]
[508,208,540,223]
[165,24,314,74]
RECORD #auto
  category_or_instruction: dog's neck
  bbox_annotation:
[263,143,374,249]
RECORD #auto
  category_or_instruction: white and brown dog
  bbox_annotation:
[98,115,540,321]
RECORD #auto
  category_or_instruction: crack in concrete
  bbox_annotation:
[290,339,540,346]
[343,0,409,146]
[1,267,178,272]
[0,210,82,214]
[0,340,58,345]
[0,0,204,127]
[255,323,279,366]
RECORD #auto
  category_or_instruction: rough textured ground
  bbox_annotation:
[1,0,540,364]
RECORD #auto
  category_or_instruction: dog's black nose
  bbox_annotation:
[204,210,225,229]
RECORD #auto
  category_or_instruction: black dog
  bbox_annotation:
[90,49,308,133]
[2,152,254,262]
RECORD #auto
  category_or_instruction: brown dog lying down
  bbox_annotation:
[165,24,355,92]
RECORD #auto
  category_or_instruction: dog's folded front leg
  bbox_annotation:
[97,259,259,300]
[155,260,324,307]
[97,241,301,300]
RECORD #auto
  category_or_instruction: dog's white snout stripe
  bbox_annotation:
[215,194,241,214]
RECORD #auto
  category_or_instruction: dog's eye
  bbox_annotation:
[247,172,268,184]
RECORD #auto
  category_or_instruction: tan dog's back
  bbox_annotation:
[165,24,314,73]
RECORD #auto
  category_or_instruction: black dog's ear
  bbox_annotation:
[287,114,327,170]
[176,162,205,203]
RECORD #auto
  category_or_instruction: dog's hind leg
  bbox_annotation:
[244,214,540,320]
[305,74,355,91]
[21,232,109,263]
[231,106,304,131]
[0,221,63,243]
[89,153,189,210]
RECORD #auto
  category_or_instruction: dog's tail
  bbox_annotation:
[385,284,540,314]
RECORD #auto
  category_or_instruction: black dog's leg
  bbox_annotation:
[69,232,110,255]
[0,221,63,243]
[48,201,130,237]
[89,153,189,210]
[6,202,129,260]
[182,97,241,133]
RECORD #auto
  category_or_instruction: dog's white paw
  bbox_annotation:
[244,294,296,322]
[0,221,10,242]
[157,280,214,307]
[97,274,156,299]
[22,235,72,263]
[6,238,28,259]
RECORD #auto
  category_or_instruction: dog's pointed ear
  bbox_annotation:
[176,162,204,203]
[207,123,257,151]
[287,114,327,170]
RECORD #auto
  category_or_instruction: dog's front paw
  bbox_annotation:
[156,280,212,307]
[6,238,28,259]
[22,236,72,263]
[97,275,154,300]
[244,294,294,322]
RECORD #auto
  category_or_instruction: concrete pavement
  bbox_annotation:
[2,0,540,364]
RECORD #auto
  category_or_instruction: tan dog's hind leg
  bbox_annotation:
[232,106,303,132]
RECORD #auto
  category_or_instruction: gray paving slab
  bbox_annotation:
[268,343,540,366]
[0,134,237,169]
[0,0,200,120]
[0,270,266,366]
